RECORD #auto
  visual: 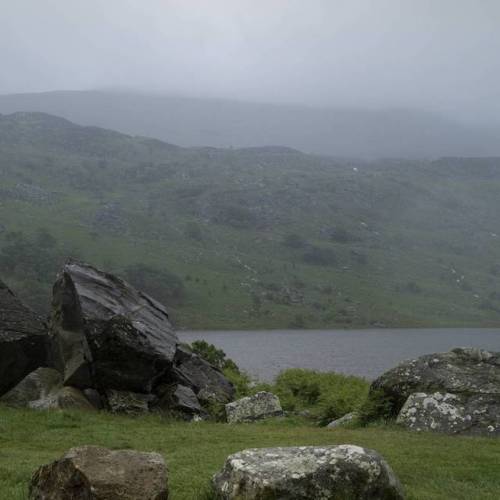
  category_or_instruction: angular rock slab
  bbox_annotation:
[50,260,178,392]
[366,347,500,419]
[1,367,95,411]
[327,412,357,429]
[397,392,500,436]
[225,391,283,423]
[213,445,404,500]
[0,280,48,396]
[172,345,235,404]
[29,445,168,500]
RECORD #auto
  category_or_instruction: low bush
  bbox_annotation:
[271,368,369,425]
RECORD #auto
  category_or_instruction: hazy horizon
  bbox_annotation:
[2,1,500,126]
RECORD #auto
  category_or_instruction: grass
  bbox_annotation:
[1,113,500,329]
[1,406,499,499]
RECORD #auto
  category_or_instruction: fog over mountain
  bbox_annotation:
[1,90,499,158]
[1,1,499,138]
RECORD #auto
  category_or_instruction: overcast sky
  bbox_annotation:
[1,0,499,123]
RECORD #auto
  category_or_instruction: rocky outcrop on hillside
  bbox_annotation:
[29,446,168,500]
[0,261,234,417]
[364,348,500,435]
[212,445,404,499]
[0,281,49,396]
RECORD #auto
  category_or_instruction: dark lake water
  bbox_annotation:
[178,328,500,381]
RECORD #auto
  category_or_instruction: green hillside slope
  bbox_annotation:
[1,112,499,329]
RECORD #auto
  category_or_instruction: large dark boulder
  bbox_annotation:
[50,261,178,393]
[0,280,48,396]
[48,261,234,417]
[364,348,500,424]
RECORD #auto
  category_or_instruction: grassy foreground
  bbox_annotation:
[1,406,499,499]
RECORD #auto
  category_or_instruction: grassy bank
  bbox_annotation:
[1,406,499,499]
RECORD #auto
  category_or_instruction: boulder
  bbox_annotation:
[50,260,178,392]
[364,348,500,421]
[0,280,49,396]
[29,445,168,500]
[156,383,204,418]
[46,260,234,418]
[225,392,283,423]
[105,389,153,414]
[212,445,404,499]
[326,411,357,429]
[172,345,235,404]
[1,367,95,411]
[397,391,500,436]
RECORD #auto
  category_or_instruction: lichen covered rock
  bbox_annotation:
[364,348,500,421]
[225,392,283,423]
[29,445,168,500]
[397,391,500,436]
[212,445,404,499]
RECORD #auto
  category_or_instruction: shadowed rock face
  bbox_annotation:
[366,348,500,421]
[29,445,168,500]
[50,261,178,393]
[0,281,48,396]
[47,260,234,417]
[0,367,97,411]
[213,445,404,500]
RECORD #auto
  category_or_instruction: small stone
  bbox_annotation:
[225,391,283,423]
[326,411,357,428]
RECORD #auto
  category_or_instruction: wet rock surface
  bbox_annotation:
[1,367,95,411]
[29,445,168,500]
[212,445,404,500]
[50,260,178,391]
[366,348,500,420]
[225,391,283,423]
[42,260,234,417]
[397,391,500,436]
[172,345,235,404]
[0,281,49,396]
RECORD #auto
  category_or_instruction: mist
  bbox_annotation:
[1,0,500,125]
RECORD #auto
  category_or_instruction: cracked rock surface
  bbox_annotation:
[29,445,168,500]
[225,391,283,423]
[397,391,500,436]
[212,445,404,499]
[366,348,500,420]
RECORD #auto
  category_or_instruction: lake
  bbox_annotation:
[178,328,500,381]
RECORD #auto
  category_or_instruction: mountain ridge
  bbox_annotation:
[1,90,499,159]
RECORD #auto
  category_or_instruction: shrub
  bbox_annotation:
[282,233,307,248]
[302,246,337,266]
[272,369,369,425]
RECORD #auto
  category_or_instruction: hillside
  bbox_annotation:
[0,111,499,329]
[1,91,500,158]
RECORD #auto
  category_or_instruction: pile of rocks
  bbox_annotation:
[0,260,234,418]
